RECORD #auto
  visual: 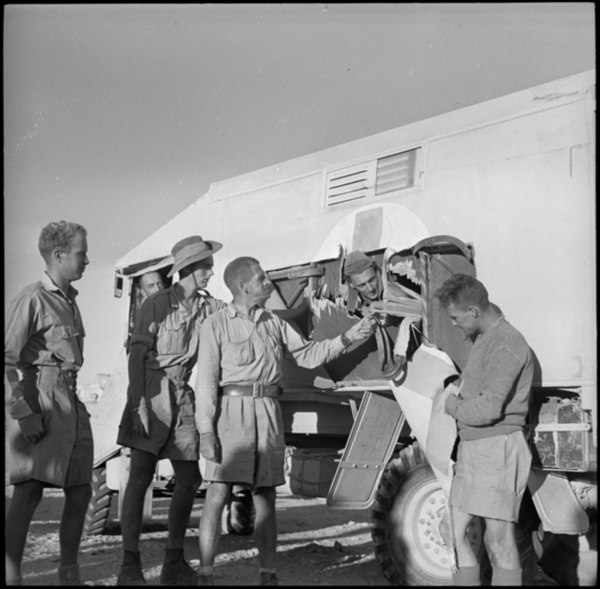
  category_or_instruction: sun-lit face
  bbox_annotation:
[446,302,480,339]
[348,266,381,302]
[189,256,215,289]
[139,271,165,299]
[244,264,274,305]
[56,232,89,283]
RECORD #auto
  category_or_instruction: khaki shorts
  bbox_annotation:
[450,430,531,522]
[117,375,199,461]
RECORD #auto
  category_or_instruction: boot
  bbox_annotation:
[259,568,279,586]
[117,551,146,586]
[58,564,82,586]
[198,565,215,586]
[159,548,197,586]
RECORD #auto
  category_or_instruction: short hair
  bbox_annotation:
[224,256,260,293]
[434,273,490,310]
[38,221,87,261]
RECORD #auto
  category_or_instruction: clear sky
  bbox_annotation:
[3,3,595,387]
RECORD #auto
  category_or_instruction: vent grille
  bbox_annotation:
[325,147,421,207]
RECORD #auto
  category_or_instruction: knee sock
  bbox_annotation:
[492,566,522,586]
[451,564,481,586]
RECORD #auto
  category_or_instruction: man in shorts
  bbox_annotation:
[194,256,374,586]
[116,235,225,586]
[435,273,533,586]
[5,221,92,586]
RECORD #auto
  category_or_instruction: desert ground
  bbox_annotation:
[5,483,559,586]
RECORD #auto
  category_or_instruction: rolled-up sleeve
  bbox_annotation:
[278,317,346,368]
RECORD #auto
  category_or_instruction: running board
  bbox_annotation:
[327,390,405,509]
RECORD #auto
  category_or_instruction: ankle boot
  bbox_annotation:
[160,548,197,586]
[58,564,82,586]
[117,551,146,586]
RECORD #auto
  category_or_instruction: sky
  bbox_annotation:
[3,3,595,387]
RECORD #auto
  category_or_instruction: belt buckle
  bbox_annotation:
[253,383,263,398]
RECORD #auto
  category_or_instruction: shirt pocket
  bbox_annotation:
[224,339,255,366]
[47,324,80,360]
[156,318,188,355]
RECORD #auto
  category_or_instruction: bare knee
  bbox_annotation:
[484,519,518,567]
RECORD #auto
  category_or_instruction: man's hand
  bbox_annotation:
[18,413,46,444]
[200,432,221,463]
[132,397,150,437]
[343,317,374,344]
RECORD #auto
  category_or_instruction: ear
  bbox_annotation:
[52,248,64,263]
[468,305,479,318]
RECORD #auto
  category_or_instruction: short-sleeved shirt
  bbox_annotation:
[5,274,92,487]
[117,286,225,458]
[195,303,348,486]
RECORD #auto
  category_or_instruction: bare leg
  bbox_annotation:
[166,460,202,549]
[253,486,277,570]
[120,449,157,553]
[451,508,479,567]
[484,517,520,569]
[198,482,230,568]
[5,480,45,583]
[60,483,92,566]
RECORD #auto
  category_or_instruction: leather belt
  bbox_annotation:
[221,384,282,398]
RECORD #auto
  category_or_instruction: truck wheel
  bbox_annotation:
[222,488,255,535]
[371,443,486,585]
[84,465,114,536]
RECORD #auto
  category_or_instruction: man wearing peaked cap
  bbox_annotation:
[342,250,383,310]
[116,235,225,586]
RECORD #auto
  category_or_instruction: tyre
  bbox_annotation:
[534,522,598,586]
[222,488,255,535]
[84,465,114,536]
[371,443,486,585]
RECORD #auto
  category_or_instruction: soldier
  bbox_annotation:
[342,249,383,308]
[435,274,533,586]
[195,256,373,586]
[116,235,225,586]
[5,221,92,586]
[138,270,165,301]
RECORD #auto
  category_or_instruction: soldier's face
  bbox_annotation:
[56,233,89,282]
[446,302,480,338]
[140,272,165,298]
[348,267,380,302]
[245,264,274,305]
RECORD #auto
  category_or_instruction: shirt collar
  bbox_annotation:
[167,284,208,310]
[226,302,268,323]
[41,272,78,299]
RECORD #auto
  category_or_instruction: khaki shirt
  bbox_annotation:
[131,285,226,372]
[5,274,84,418]
[195,303,346,433]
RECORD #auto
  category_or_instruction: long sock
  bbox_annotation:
[492,566,522,586]
[451,564,481,586]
